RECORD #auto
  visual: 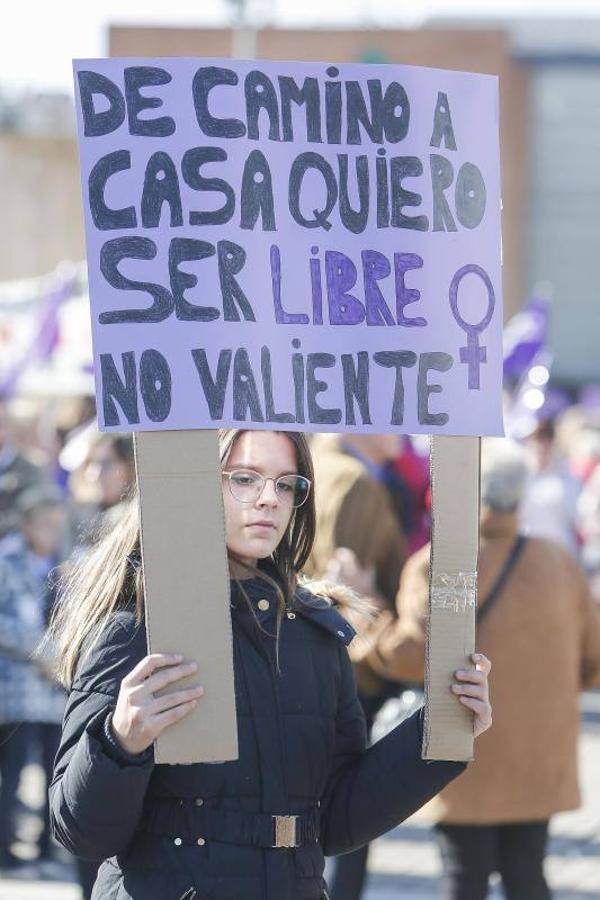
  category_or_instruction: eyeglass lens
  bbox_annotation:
[227,470,310,507]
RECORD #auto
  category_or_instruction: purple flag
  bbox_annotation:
[0,274,76,397]
[503,297,549,382]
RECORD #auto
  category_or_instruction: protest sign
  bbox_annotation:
[73,58,502,763]
[74,58,502,438]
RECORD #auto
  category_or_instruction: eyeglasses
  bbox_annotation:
[222,469,311,508]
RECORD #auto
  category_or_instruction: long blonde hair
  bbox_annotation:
[49,429,316,687]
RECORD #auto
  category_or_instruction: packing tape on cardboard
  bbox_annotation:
[430,572,477,614]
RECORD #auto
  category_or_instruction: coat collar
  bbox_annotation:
[230,578,356,647]
[293,588,356,647]
[126,558,357,648]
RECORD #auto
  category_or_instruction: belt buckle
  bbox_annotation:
[273,815,298,848]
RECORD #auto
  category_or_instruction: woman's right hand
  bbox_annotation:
[111,654,204,755]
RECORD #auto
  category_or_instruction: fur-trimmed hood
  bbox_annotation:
[296,577,376,657]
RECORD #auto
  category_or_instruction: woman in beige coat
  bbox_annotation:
[365,438,600,900]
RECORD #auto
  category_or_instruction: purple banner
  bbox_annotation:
[73,57,503,436]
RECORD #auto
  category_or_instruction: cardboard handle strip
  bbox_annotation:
[422,435,480,763]
[134,430,238,765]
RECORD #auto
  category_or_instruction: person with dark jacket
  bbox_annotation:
[48,429,491,900]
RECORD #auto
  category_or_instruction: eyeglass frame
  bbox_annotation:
[221,468,312,508]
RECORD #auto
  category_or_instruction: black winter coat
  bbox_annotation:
[50,577,466,900]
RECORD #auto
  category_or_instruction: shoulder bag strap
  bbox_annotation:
[477,535,528,627]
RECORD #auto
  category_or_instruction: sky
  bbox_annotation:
[3,0,600,94]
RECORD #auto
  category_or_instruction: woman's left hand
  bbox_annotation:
[451,653,492,738]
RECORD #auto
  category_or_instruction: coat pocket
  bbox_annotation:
[113,870,206,900]
[175,877,210,900]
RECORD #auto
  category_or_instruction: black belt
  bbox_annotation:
[141,800,320,850]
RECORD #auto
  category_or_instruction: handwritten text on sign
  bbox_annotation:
[73,58,503,435]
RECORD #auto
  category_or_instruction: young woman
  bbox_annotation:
[49,429,492,900]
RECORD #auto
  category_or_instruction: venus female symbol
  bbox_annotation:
[449,263,496,391]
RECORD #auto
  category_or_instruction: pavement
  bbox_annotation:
[1,692,599,900]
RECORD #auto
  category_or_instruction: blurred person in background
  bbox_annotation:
[305,432,408,900]
[520,417,581,557]
[307,433,408,611]
[0,485,67,872]
[50,396,97,493]
[552,407,600,597]
[0,394,49,541]
[6,397,62,480]
[363,437,600,900]
[389,435,431,554]
[67,431,136,550]
[576,448,600,602]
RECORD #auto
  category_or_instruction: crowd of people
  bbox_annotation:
[0,394,136,890]
[0,388,599,899]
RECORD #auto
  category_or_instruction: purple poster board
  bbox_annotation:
[73,57,503,436]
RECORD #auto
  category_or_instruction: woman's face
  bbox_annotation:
[87,442,133,507]
[222,431,297,567]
